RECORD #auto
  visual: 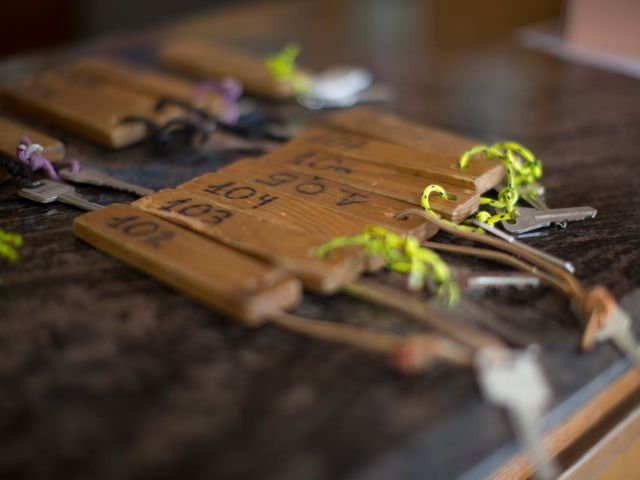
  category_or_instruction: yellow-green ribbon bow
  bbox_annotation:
[317,226,459,307]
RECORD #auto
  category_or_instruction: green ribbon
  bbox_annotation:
[265,42,311,96]
[458,141,543,226]
[0,229,22,264]
[317,226,459,307]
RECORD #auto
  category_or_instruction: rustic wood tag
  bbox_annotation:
[178,172,375,239]
[133,189,366,293]
[259,144,480,222]
[327,108,482,155]
[158,39,296,100]
[1,66,185,148]
[0,117,65,161]
[216,157,438,240]
[0,117,66,181]
[291,127,503,193]
[73,204,301,324]
[73,58,226,118]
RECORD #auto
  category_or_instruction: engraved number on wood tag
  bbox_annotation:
[255,172,325,195]
[303,133,368,150]
[289,152,351,174]
[204,181,278,208]
[336,188,368,206]
[253,171,369,206]
[107,215,175,248]
[159,197,233,225]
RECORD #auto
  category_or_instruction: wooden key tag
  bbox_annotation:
[291,126,504,194]
[327,108,483,155]
[258,143,480,222]
[0,117,65,161]
[74,204,301,324]
[216,157,439,240]
[72,58,227,120]
[0,117,65,181]
[133,189,366,293]
[1,66,187,148]
[178,171,375,239]
[75,204,474,373]
[158,38,301,100]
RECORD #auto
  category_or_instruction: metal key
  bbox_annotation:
[58,167,154,196]
[471,219,575,273]
[19,180,103,211]
[596,304,640,367]
[451,268,541,291]
[502,206,597,234]
[497,181,569,229]
[475,346,559,480]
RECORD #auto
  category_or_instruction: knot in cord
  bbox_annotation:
[575,286,616,350]
[317,226,459,306]
[5,137,79,185]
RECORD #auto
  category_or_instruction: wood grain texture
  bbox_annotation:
[1,66,185,148]
[1,1,640,479]
[179,172,376,240]
[327,108,482,156]
[72,58,227,118]
[0,116,65,161]
[0,116,66,180]
[294,126,504,193]
[158,38,298,100]
[490,368,640,480]
[133,189,367,293]
[74,203,302,324]
[260,142,480,222]
[562,403,640,480]
[216,157,439,239]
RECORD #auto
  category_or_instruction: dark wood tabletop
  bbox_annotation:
[1,1,639,479]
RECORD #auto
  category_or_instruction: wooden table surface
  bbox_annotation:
[1,1,639,479]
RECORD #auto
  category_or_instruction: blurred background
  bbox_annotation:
[5,0,639,86]
[2,0,561,57]
[0,0,237,57]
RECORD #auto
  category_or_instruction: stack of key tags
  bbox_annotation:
[67,108,572,478]
[158,38,393,108]
[0,58,292,151]
[65,108,558,314]
[0,62,225,149]
[15,106,619,478]
[65,108,509,285]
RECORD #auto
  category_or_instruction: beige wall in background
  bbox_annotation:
[566,0,640,59]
